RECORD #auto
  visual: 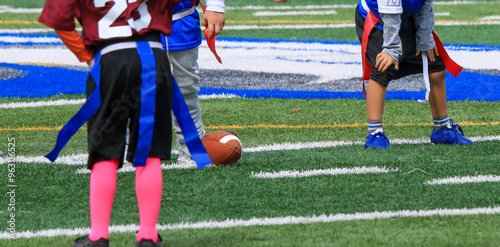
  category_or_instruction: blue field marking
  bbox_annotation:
[0,63,87,97]
[206,69,500,101]
[1,34,499,101]
[198,71,500,101]
[0,33,63,46]
[1,64,499,101]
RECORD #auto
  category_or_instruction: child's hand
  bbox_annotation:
[375,52,399,72]
[202,11,225,39]
[416,46,440,62]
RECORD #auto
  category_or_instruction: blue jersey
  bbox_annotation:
[358,0,427,19]
[167,1,202,51]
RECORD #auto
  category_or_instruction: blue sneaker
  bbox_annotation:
[364,130,391,149]
[431,119,473,145]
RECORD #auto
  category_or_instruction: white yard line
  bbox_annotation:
[0,28,54,34]
[0,99,86,109]
[74,162,198,174]
[2,206,499,239]
[223,24,355,30]
[0,6,42,13]
[0,36,61,44]
[244,140,361,152]
[198,93,240,99]
[0,154,89,166]
[2,135,499,166]
[435,12,450,16]
[0,28,81,34]
[436,20,500,26]
[226,2,497,10]
[251,166,398,179]
[2,18,499,34]
[433,1,498,5]
[425,175,500,185]
[253,10,337,16]
[223,20,500,31]
[0,95,238,109]
[226,4,357,10]
[481,15,500,20]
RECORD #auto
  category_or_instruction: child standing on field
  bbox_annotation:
[355,0,473,149]
[169,0,286,165]
[39,0,198,246]
[167,0,225,165]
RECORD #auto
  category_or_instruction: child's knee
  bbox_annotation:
[430,69,446,77]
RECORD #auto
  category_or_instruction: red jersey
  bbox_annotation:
[39,0,198,47]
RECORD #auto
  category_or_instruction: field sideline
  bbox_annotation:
[1,0,500,246]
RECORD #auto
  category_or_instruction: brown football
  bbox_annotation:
[201,131,242,166]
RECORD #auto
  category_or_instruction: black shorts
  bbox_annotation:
[86,38,172,169]
[355,6,446,86]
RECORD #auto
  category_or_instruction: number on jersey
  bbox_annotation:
[94,0,152,39]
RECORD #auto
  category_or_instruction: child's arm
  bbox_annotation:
[414,0,437,60]
[380,14,402,61]
[376,0,403,72]
[55,29,94,64]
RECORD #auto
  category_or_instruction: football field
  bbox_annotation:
[1,0,500,246]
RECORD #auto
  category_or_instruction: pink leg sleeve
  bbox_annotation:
[136,157,163,243]
[89,158,119,241]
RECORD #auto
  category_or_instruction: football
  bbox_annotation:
[202,131,242,166]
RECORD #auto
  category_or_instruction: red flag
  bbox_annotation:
[200,2,222,64]
[432,31,462,77]
[361,11,379,98]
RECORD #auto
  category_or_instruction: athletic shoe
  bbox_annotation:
[364,129,391,149]
[137,234,163,247]
[431,119,474,145]
[70,235,109,247]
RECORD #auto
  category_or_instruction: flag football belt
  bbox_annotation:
[46,40,213,169]
[360,11,463,101]
[99,41,163,55]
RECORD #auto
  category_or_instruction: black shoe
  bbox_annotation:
[70,235,109,247]
[137,234,163,247]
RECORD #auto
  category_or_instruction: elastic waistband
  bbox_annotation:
[95,32,162,52]
[100,41,163,55]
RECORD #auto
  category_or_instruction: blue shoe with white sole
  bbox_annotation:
[364,130,391,149]
[430,119,473,145]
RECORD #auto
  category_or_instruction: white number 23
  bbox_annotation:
[94,0,152,39]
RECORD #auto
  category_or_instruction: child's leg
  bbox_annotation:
[170,48,205,164]
[428,70,452,130]
[428,70,448,120]
[136,157,162,243]
[89,158,119,241]
[364,79,391,148]
[428,69,473,144]
[366,79,387,132]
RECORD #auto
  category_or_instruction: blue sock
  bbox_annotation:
[433,115,450,131]
[367,120,383,135]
